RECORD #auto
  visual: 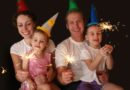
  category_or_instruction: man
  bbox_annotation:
[55,9,86,90]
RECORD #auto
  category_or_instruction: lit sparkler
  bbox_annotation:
[1,67,7,75]
[65,55,74,68]
[23,51,35,59]
[99,22,113,31]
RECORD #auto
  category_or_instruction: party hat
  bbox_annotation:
[87,4,98,26]
[17,0,29,12]
[68,0,79,12]
[37,12,59,37]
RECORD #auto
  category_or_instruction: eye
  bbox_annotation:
[97,32,102,35]
[27,22,32,26]
[33,39,37,42]
[17,24,23,27]
[69,21,74,25]
[90,33,94,36]
[40,40,45,43]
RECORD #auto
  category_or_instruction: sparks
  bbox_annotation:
[99,22,113,31]
[1,67,7,74]
[65,55,74,67]
[22,51,36,60]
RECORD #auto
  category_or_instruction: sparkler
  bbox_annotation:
[23,51,35,60]
[1,67,7,75]
[99,22,113,31]
[64,55,74,68]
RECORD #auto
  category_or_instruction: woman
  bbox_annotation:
[10,10,55,90]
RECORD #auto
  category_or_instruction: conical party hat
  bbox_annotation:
[17,0,29,12]
[37,12,59,37]
[87,4,98,26]
[68,0,79,12]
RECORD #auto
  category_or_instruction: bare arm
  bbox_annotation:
[11,53,22,72]
[11,53,29,82]
[84,52,103,71]
[105,44,114,70]
[105,55,113,70]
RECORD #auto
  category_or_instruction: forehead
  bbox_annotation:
[33,32,48,39]
[17,15,32,22]
[87,26,101,33]
[67,12,83,21]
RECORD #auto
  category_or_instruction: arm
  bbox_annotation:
[105,55,113,70]
[46,65,55,82]
[81,48,104,71]
[84,53,103,71]
[11,53,29,82]
[105,44,114,70]
[55,44,74,85]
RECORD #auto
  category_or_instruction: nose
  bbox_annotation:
[23,25,28,31]
[75,22,79,28]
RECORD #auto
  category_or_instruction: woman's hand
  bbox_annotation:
[16,70,29,82]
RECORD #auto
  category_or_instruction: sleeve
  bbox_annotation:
[10,43,19,55]
[46,39,56,53]
[55,44,68,68]
[80,49,92,61]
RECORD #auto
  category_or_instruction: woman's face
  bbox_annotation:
[17,15,35,39]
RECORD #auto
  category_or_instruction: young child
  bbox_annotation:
[77,25,113,90]
[21,29,59,90]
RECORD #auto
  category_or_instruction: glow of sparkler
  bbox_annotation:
[45,64,52,67]
[65,55,74,67]
[99,22,113,31]
[22,51,36,60]
[1,67,7,74]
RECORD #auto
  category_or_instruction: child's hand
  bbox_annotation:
[100,44,113,56]
[34,75,47,85]
[104,44,113,55]
[27,79,36,90]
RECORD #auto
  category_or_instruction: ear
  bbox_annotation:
[85,35,89,41]
[66,23,69,30]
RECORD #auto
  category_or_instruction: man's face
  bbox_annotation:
[66,12,84,38]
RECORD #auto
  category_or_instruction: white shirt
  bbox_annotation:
[80,45,107,85]
[55,37,87,81]
[10,39,55,57]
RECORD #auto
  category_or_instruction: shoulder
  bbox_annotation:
[10,40,25,51]
[56,37,70,49]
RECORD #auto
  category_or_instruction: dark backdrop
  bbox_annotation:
[0,0,129,90]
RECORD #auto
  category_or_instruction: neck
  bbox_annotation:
[89,44,100,49]
[71,35,84,42]
[24,38,31,46]
[34,50,45,58]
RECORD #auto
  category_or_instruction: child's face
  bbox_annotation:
[17,15,35,39]
[85,25,102,48]
[31,32,48,52]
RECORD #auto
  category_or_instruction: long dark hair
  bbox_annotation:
[12,10,37,27]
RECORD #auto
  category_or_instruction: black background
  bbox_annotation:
[0,0,129,90]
